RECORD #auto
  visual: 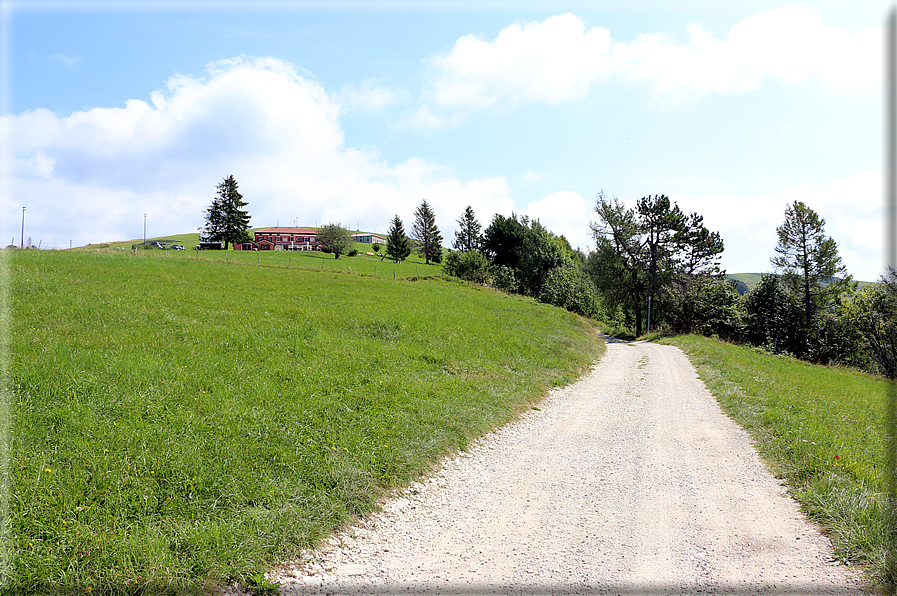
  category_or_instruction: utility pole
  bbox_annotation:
[143,214,147,247]
[20,207,25,249]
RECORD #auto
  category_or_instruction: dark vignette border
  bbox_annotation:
[886,8,897,596]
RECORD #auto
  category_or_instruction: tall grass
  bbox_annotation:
[7,249,602,594]
[661,335,892,588]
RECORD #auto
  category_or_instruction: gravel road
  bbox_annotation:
[268,339,862,595]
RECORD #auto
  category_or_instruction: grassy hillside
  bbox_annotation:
[727,272,762,295]
[85,228,385,253]
[4,249,603,594]
[661,335,893,588]
[79,231,445,279]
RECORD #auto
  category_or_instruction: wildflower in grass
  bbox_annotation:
[45,468,51,473]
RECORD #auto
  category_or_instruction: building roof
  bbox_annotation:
[255,227,318,235]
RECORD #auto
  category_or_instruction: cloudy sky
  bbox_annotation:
[0,1,888,280]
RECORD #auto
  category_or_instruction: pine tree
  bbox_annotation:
[771,200,852,328]
[411,200,443,264]
[589,191,723,336]
[203,175,252,250]
[453,205,482,252]
[386,215,411,263]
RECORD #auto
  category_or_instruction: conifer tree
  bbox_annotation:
[771,200,852,328]
[412,200,443,264]
[453,205,482,252]
[386,215,411,263]
[203,175,252,249]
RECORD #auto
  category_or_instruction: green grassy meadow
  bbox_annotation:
[88,232,445,280]
[3,248,603,594]
[660,335,894,588]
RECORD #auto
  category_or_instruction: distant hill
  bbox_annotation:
[727,273,762,295]
[727,273,875,296]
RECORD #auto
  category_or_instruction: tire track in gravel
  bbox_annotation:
[261,340,863,595]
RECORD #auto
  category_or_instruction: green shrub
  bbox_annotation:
[539,265,601,318]
[662,274,745,341]
[443,250,491,284]
[491,265,519,293]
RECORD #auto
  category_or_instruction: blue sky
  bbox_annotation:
[0,1,888,280]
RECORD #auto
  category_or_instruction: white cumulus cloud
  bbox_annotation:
[1,57,516,249]
[521,190,593,251]
[417,7,879,126]
[427,13,612,108]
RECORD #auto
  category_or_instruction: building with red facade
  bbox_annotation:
[233,227,320,251]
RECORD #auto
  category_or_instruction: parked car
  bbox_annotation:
[171,244,185,250]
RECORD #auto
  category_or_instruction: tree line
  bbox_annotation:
[442,191,896,379]
[201,175,896,378]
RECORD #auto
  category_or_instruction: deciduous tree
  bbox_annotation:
[745,274,806,355]
[443,250,490,284]
[844,268,897,377]
[203,175,252,250]
[318,223,353,259]
[481,213,569,297]
[481,213,527,270]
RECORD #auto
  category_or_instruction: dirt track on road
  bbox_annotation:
[269,339,862,595]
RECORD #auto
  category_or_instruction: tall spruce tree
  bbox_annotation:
[386,215,411,263]
[203,175,252,250]
[453,206,482,252]
[771,200,852,329]
[411,200,443,264]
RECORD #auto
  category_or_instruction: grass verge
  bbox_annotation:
[7,249,603,594]
[659,334,892,589]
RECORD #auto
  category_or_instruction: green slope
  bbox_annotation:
[6,249,603,594]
